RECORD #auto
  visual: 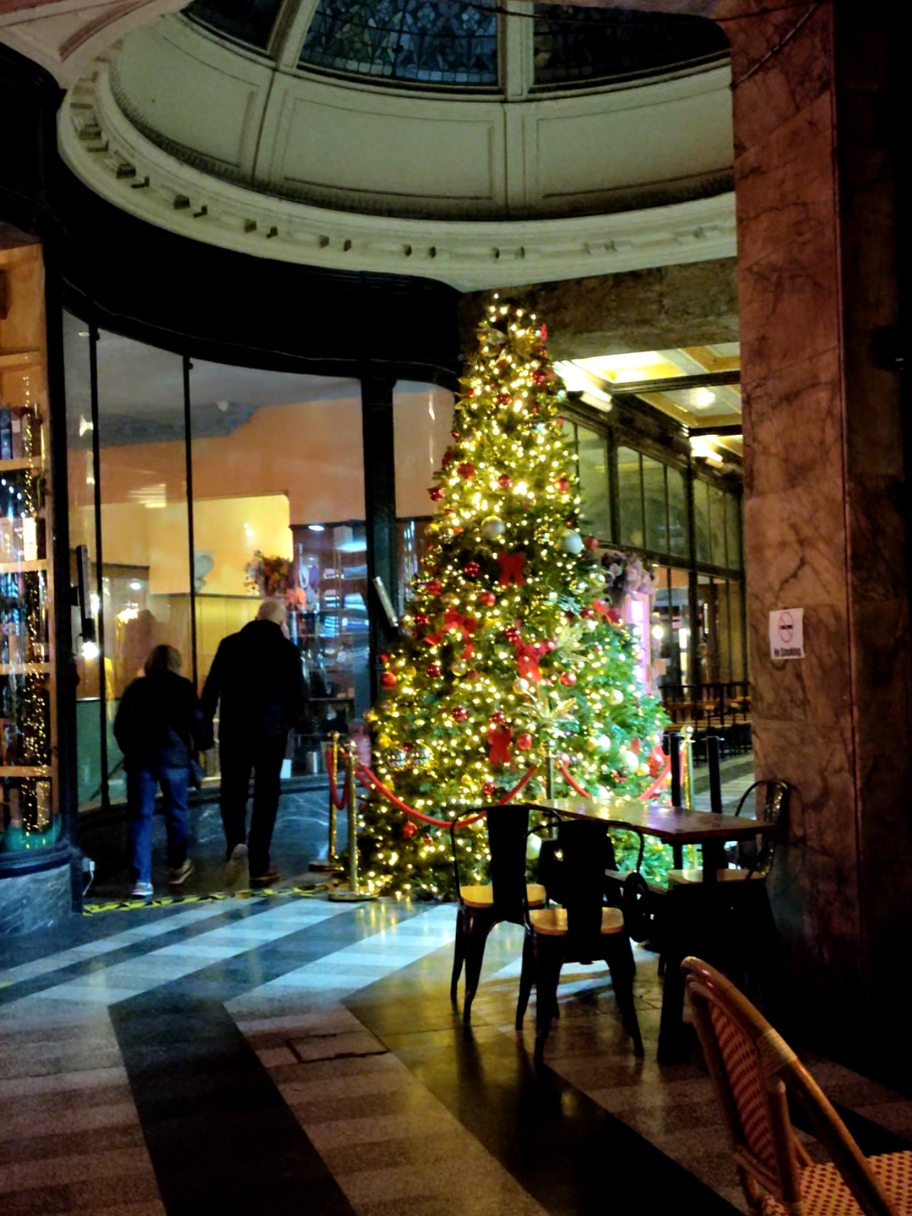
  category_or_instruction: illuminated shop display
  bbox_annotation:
[0,236,58,852]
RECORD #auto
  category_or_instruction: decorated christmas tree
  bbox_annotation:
[360,297,668,898]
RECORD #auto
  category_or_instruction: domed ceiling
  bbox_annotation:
[58,0,737,289]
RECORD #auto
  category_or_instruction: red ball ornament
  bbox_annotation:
[429,486,444,502]
[516,733,534,751]
[427,579,443,596]
[496,393,511,406]
[482,780,497,799]
[533,370,547,385]
[464,561,481,578]
[414,612,429,626]
[458,462,476,480]
[478,590,496,607]
[452,705,469,723]
[540,323,548,341]
[583,535,599,551]
[580,607,595,619]
[498,474,513,490]
[467,670,481,681]
[505,626,522,644]
[381,671,397,689]
[543,639,556,653]
[555,477,571,494]
[423,835,434,846]
[560,671,578,686]
[402,821,417,839]
[426,662,442,678]
[489,710,506,726]
[379,652,390,665]
[451,430,461,439]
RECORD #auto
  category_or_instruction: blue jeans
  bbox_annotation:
[126,767,190,885]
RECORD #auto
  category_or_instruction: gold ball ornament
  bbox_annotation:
[609,688,624,705]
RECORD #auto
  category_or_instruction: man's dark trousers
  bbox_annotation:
[219,734,287,876]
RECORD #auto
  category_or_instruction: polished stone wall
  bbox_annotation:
[724,0,912,1053]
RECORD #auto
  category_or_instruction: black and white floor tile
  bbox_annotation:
[3,891,912,1216]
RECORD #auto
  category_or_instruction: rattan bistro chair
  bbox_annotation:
[682,957,911,1215]
[516,817,645,1061]
[667,780,790,887]
[450,804,548,1024]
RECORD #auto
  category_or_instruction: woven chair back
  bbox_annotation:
[683,956,897,1216]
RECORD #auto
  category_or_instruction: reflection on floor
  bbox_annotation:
[3,895,911,1216]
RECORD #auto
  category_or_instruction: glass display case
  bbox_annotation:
[0,234,57,851]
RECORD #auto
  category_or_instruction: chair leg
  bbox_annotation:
[450,908,466,1003]
[515,931,535,1030]
[462,912,494,1025]
[606,935,644,1057]
[533,937,563,1061]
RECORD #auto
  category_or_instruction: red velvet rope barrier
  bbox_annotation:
[355,762,538,829]
[325,747,350,811]
[557,756,674,802]
[558,761,592,799]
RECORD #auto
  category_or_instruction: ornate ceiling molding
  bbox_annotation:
[60,54,736,291]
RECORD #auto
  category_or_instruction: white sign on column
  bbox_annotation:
[769,608,805,660]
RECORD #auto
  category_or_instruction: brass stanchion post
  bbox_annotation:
[329,743,377,902]
[310,732,342,872]
[683,724,697,867]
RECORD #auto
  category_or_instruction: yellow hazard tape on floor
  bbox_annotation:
[82,884,332,915]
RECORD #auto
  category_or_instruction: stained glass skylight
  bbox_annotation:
[185,0,283,50]
[532,5,729,88]
[298,0,499,86]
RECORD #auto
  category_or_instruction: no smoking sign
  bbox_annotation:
[769,607,805,660]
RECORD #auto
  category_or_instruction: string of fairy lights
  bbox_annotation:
[359,296,669,898]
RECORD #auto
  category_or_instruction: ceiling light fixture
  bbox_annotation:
[307,524,325,532]
[691,387,717,408]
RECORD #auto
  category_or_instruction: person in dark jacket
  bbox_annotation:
[201,599,306,888]
[114,644,212,899]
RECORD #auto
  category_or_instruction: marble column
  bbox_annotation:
[723,0,911,1059]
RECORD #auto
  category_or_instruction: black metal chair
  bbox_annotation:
[515,817,645,1061]
[665,779,791,887]
[450,803,548,1024]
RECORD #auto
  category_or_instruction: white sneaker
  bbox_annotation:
[224,843,248,887]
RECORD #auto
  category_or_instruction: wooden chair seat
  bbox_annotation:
[459,883,546,909]
[760,1150,912,1215]
[529,906,625,936]
[667,867,765,886]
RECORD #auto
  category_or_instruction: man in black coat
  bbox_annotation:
[201,599,306,887]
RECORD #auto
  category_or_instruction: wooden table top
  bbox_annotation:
[528,798,777,844]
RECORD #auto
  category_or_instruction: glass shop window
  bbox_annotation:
[95,331,191,807]
[652,565,692,692]
[642,455,667,553]
[187,361,366,779]
[576,424,611,540]
[725,491,742,570]
[393,382,455,611]
[617,446,643,548]
[693,478,711,565]
[666,464,689,559]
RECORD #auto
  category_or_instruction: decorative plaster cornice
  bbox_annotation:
[60,58,737,291]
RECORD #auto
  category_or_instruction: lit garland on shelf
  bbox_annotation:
[359,297,669,898]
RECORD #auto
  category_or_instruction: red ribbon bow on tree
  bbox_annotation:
[592,599,621,624]
[424,607,479,660]
[497,551,527,586]
[515,640,547,683]
[487,725,514,767]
